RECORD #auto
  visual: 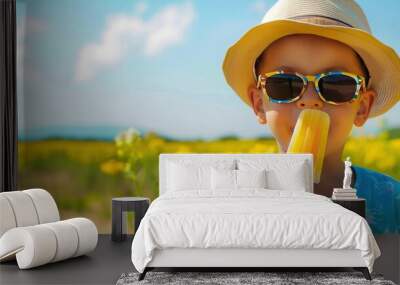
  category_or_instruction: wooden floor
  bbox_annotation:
[0,235,134,285]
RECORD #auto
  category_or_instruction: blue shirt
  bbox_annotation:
[351,165,400,234]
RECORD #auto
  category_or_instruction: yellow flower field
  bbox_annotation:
[18,132,400,233]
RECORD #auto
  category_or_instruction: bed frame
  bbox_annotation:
[140,248,371,280]
[138,153,372,281]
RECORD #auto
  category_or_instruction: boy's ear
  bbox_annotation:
[247,85,267,124]
[354,89,376,127]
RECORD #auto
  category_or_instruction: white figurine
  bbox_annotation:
[343,156,353,189]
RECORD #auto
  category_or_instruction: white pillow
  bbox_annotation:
[237,159,309,191]
[211,168,236,190]
[236,169,267,188]
[267,163,307,191]
[167,162,208,191]
[167,160,235,191]
[211,168,268,190]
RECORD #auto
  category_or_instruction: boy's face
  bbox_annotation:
[248,34,376,155]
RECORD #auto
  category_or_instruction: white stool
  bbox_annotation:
[0,189,98,269]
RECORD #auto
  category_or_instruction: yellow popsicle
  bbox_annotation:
[287,109,330,184]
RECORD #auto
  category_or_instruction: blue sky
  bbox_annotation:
[17,0,400,140]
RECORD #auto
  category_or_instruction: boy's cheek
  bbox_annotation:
[323,106,358,150]
[264,103,298,129]
[264,109,294,148]
[325,104,358,129]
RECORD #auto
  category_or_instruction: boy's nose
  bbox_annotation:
[295,83,323,109]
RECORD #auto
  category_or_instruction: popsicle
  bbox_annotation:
[287,109,330,184]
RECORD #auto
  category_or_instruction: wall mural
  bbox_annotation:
[16,0,399,234]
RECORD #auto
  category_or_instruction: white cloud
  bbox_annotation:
[75,2,195,81]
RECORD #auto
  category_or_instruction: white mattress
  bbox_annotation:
[131,189,380,273]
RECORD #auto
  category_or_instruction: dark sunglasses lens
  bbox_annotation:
[318,74,358,103]
[265,74,303,102]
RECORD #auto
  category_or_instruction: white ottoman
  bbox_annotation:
[0,189,98,269]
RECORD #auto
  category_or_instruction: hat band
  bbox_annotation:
[287,15,353,28]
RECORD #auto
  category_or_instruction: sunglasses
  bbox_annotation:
[256,70,366,105]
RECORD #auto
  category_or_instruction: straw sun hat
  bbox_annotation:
[222,0,400,118]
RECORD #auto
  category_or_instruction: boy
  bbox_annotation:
[223,0,399,234]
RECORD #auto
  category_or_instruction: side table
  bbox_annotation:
[331,198,366,218]
[112,197,150,242]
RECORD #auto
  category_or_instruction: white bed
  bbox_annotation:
[131,153,380,280]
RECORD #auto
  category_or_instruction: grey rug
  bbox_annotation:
[116,271,396,285]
